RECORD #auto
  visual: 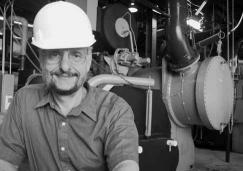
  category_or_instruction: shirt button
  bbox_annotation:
[61,122,66,127]
[60,146,65,151]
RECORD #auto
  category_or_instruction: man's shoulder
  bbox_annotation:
[15,84,46,99]
[89,86,130,109]
[89,86,120,102]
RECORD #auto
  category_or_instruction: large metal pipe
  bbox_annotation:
[167,0,199,71]
[88,74,155,87]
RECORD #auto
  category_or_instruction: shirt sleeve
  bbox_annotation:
[104,97,139,171]
[0,93,26,166]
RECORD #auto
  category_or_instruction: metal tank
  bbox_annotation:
[163,0,234,131]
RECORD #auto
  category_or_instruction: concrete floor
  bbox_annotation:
[193,148,243,171]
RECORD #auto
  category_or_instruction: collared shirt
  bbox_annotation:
[0,83,138,171]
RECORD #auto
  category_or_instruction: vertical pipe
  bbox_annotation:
[129,31,134,52]
[2,6,7,74]
[151,12,157,66]
[225,0,230,163]
[226,126,231,162]
[145,9,152,66]
[232,0,234,63]
[9,2,14,74]
[145,88,153,137]
[226,0,230,62]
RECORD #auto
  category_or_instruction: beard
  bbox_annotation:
[43,69,87,96]
[48,81,80,95]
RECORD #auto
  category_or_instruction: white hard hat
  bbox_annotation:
[32,1,96,49]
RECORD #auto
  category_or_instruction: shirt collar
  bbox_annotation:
[35,85,52,108]
[35,83,98,122]
[70,84,97,121]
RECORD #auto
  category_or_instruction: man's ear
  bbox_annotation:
[38,49,44,69]
[85,47,93,72]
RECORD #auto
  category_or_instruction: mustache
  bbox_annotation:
[50,70,79,77]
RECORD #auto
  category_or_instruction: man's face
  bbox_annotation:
[39,47,92,95]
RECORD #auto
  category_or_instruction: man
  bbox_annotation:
[0,1,139,171]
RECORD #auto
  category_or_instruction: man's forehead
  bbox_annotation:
[39,47,90,52]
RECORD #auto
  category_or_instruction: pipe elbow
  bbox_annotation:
[167,0,199,71]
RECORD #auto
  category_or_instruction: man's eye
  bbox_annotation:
[49,52,60,59]
[73,53,82,58]
[52,52,60,57]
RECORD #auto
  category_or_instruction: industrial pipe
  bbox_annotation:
[88,74,155,87]
[167,0,199,71]
[197,31,225,47]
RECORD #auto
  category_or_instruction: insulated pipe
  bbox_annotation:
[167,0,199,71]
[88,74,155,87]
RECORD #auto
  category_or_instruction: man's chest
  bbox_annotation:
[22,107,107,170]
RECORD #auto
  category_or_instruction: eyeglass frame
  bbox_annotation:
[39,47,91,65]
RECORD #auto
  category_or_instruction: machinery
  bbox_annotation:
[0,0,239,170]
[89,0,235,170]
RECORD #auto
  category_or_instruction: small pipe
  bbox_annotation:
[197,31,224,47]
[230,11,243,33]
[88,74,155,87]
[129,31,134,52]
[145,88,153,137]
[2,6,7,74]
[232,0,234,71]
[227,0,230,62]
[226,0,230,163]
[9,2,14,74]
[195,0,207,16]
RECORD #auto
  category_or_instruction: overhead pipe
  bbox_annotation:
[167,0,199,71]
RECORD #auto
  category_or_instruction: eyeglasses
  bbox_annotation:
[40,48,89,64]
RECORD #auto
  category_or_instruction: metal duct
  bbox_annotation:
[167,0,199,71]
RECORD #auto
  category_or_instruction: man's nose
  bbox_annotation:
[60,51,71,71]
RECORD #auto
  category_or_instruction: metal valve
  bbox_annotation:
[166,140,178,152]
